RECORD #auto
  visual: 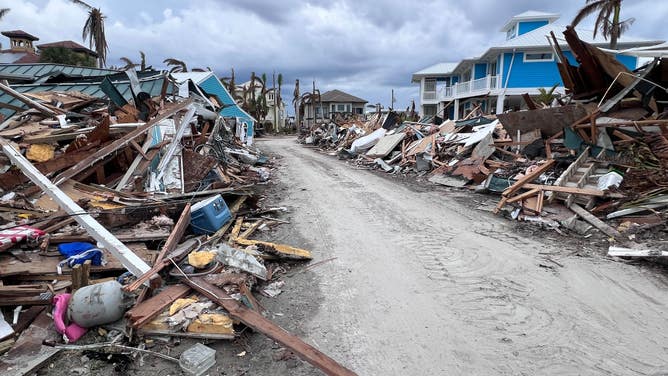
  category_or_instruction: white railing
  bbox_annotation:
[440,75,500,100]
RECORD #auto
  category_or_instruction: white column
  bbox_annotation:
[453,98,460,120]
[496,94,505,114]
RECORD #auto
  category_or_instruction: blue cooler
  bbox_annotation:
[190,195,232,235]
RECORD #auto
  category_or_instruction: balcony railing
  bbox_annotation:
[439,75,499,100]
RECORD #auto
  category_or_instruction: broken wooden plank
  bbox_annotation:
[569,203,622,240]
[0,139,152,277]
[184,277,357,376]
[126,284,191,329]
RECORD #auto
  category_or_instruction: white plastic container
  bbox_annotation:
[179,343,216,376]
[68,281,130,328]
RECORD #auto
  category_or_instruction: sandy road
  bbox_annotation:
[258,137,668,376]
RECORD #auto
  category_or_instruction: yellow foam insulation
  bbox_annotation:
[26,144,55,162]
[169,297,198,316]
[187,313,234,335]
[188,250,216,268]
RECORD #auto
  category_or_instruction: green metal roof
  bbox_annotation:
[0,63,117,81]
[0,71,172,118]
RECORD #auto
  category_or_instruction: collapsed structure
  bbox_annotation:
[0,65,356,375]
[302,28,668,257]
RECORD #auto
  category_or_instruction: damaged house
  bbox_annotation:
[412,10,663,120]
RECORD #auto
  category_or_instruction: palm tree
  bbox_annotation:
[120,51,151,71]
[276,73,283,108]
[571,0,634,49]
[535,84,559,106]
[70,0,108,67]
[163,58,188,73]
[0,8,10,21]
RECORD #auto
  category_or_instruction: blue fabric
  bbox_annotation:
[58,242,95,257]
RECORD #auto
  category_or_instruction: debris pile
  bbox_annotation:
[302,28,668,256]
[0,67,356,375]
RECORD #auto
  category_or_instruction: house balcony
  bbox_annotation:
[439,75,500,101]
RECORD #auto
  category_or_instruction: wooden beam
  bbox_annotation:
[569,203,622,240]
[0,139,151,277]
[184,277,358,376]
[52,98,193,186]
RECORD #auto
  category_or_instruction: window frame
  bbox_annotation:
[523,52,554,63]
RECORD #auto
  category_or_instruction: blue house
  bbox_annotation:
[412,11,664,120]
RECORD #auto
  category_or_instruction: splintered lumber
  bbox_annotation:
[0,139,151,277]
[126,284,191,328]
[52,98,193,185]
[503,160,555,197]
[569,203,622,240]
[125,203,192,292]
[184,277,357,376]
[608,246,668,257]
[233,238,312,260]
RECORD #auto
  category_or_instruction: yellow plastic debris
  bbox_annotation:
[26,144,55,162]
[169,297,198,316]
[188,250,216,268]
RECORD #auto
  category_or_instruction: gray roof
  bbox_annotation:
[412,62,459,82]
[319,89,367,103]
[0,71,171,118]
[0,63,117,82]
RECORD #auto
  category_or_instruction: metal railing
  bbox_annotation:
[439,75,499,100]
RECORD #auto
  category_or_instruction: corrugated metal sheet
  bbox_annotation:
[198,75,255,123]
[0,72,171,118]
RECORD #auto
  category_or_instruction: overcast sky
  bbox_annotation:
[0,0,666,112]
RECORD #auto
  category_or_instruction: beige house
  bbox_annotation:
[235,81,286,131]
[302,89,367,126]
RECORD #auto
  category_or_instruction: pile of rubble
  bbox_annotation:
[301,28,668,257]
[0,69,356,375]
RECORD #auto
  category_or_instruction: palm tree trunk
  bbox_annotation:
[611,3,621,49]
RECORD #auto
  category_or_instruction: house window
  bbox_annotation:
[268,93,274,101]
[355,108,363,115]
[331,104,336,112]
[337,104,345,112]
[506,24,517,40]
[424,79,436,92]
[423,104,437,116]
[346,104,351,112]
[524,52,554,62]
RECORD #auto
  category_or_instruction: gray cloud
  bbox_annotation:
[0,0,665,111]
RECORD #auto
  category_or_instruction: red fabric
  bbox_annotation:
[0,226,45,247]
